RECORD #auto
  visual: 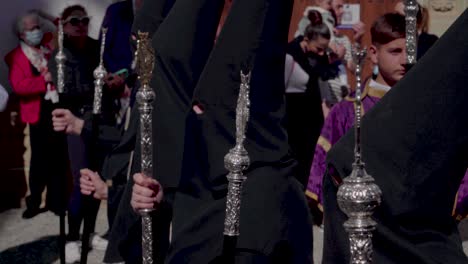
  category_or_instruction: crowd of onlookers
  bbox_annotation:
[2,1,140,262]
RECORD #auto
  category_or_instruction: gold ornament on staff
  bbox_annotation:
[136,31,156,264]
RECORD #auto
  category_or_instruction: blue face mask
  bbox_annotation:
[24,29,44,46]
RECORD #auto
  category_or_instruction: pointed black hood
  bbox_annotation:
[187,0,294,187]
[323,9,468,264]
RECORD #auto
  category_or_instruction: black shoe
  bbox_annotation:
[22,207,47,219]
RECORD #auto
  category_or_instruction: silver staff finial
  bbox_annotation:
[223,71,251,237]
[351,44,367,164]
[92,28,108,115]
[136,31,156,264]
[405,0,419,65]
[55,20,66,94]
[337,44,382,264]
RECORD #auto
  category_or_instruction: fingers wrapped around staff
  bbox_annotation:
[80,169,96,195]
[131,173,164,211]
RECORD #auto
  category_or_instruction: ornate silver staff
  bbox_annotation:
[337,45,382,264]
[55,19,67,264]
[92,28,108,114]
[405,0,419,65]
[136,31,156,264]
[55,20,66,94]
[80,27,109,264]
[223,71,251,237]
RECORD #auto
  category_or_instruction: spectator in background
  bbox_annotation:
[0,84,8,112]
[320,0,366,110]
[4,10,67,219]
[286,10,337,188]
[295,0,334,38]
[48,5,107,263]
[99,0,144,127]
[295,0,366,114]
[100,0,142,79]
[332,0,365,43]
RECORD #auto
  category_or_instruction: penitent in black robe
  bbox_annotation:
[166,0,313,263]
[107,0,225,262]
[322,9,468,264]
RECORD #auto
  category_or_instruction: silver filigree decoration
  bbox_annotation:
[136,31,156,264]
[93,28,108,115]
[223,71,251,237]
[141,212,153,264]
[405,0,419,65]
[55,20,66,94]
[337,44,382,264]
[349,232,374,263]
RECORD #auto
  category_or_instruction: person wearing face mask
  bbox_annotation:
[5,10,67,220]
[285,10,338,188]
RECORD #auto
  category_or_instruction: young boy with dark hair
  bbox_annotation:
[306,13,407,221]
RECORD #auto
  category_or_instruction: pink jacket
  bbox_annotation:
[5,33,53,124]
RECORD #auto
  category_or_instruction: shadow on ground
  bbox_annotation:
[0,235,59,264]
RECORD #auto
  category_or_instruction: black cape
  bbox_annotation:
[167,0,313,262]
[323,9,468,264]
[106,0,224,262]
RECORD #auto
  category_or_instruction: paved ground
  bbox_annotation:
[0,204,108,264]
[0,203,467,264]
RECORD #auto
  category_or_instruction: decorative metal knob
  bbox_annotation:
[223,71,251,237]
[337,44,382,264]
[337,164,382,264]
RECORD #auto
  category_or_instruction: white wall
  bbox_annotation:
[0,0,117,92]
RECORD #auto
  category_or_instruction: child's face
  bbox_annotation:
[370,38,407,86]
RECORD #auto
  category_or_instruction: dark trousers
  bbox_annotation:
[66,134,100,241]
[27,100,68,213]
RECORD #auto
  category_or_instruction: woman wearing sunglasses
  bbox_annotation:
[48,5,112,263]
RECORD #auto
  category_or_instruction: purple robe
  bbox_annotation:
[454,171,468,219]
[306,81,385,209]
[306,81,468,220]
